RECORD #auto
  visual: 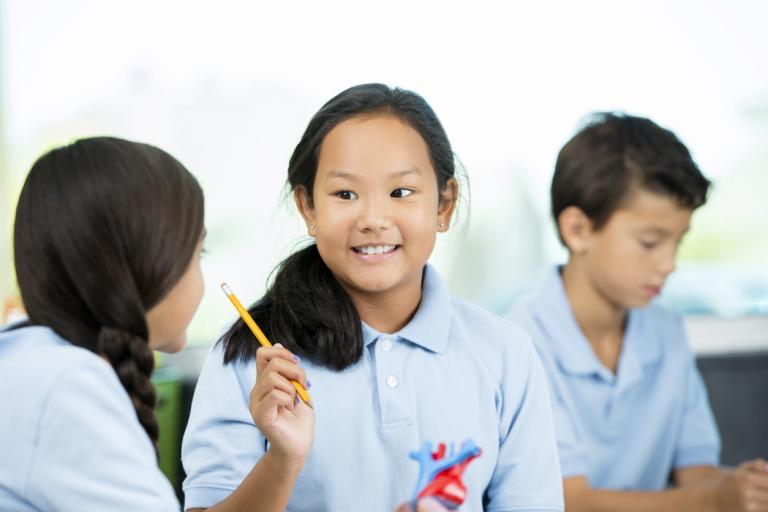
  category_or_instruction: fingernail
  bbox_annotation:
[306,379,312,389]
[292,354,300,363]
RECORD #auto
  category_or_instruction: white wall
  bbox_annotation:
[2,0,767,347]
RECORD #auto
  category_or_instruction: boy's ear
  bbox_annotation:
[558,206,593,254]
[436,178,459,232]
[294,186,317,235]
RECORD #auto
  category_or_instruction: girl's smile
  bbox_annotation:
[294,113,457,333]
[351,243,401,262]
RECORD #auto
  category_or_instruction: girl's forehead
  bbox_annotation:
[316,118,433,182]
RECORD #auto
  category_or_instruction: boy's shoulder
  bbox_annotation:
[506,292,693,364]
[631,300,692,356]
[505,293,539,331]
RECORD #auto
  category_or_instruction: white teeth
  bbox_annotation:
[357,245,396,255]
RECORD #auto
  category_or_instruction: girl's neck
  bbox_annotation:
[561,261,627,372]
[343,274,423,335]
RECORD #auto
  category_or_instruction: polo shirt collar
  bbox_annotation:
[362,264,452,354]
[532,266,655,385]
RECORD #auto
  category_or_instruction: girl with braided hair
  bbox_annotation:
[0,137,206,510]
[0,136,444,512]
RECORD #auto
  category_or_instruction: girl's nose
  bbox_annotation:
[356,196,393,232]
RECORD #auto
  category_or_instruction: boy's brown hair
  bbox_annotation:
[551,112,711,245]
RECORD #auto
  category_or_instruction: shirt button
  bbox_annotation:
[386,375,398,388]
[381,338,393,352]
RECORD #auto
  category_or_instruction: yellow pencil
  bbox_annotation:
[221,282,313,409]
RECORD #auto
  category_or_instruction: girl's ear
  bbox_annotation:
[558,206,594,254]
[294,186,317,236]
[436,178,459,233]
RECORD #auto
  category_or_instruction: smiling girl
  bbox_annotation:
[181,84,564,512]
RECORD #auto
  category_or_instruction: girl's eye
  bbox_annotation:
[335,190,358,200]
[391,188,414,198]
[639,239,658,250]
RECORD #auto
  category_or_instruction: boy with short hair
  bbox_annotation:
[509,113,768,511]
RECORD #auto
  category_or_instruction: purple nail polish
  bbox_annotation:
[292,354,300,363]
[306,379,312,389]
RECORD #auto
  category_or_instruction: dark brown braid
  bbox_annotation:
[99,327,159,445]
[13,137,204,452]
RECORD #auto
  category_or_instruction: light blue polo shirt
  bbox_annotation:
[507,267,720,490]
[0,324,179,511]
[182,265,564,511]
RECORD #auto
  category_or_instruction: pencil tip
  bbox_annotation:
[220,282,232,296]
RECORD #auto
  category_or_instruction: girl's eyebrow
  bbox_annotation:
[393,167,422,177]
[327,170,356,180]
[326,167,423,180]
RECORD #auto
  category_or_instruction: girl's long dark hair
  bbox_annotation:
[221,83,456,370]
[14,137,204,449]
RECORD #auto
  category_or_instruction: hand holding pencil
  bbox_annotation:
[222,283,313,408]
[222,283,315,463]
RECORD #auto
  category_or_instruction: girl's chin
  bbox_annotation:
[152,334,188,354]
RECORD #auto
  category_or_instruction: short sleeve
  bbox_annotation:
[673,353,721,468]
[181,343,266,509]
[484,337,564,512]
[26,360,179,512]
